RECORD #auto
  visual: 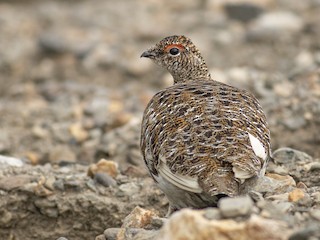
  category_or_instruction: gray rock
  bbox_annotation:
[289,224,320,240]
[0,175,34,191]
[224,2,264,23]
[203,208,221,220]
[56,238,69,240]
[104,228,120,240]
[94,172,117,187]
[273,148,313,165]
[247,11,304,41]
[95,235,106,240]
[218,196,253,218]
[119,182,141,196]
[282,116,306,130]
[0,155,24,167]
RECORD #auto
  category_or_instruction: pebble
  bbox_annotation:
[95,235,106,240]
[53,179,65,191]
[157,209,291,240]
[103,228,120,240]
[273,148,313,165]
[48,145,77,164]
[310,209,320,221]
[218,196,253,218]
[251,173,296,196]
[87,159,119,178]
[288,188,305,202]
[224,2,264,23]
[0,155,24,167]
[247,11,304,41]
[69,122,89,143]
[121,206,157,228]
[94,172,117,187]
[203,208,221,220]
[0,175,34,191]
[119,182,141,196]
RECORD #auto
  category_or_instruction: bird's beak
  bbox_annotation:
[140,50,156,58]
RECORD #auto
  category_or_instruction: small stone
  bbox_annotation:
[224,2,264,23]
[103,228,120,240]
[0,209,12,225]
[248,191,264,202]
[288,188,305,202]
[25,151,41,165]
[296,182,308,190]
[310,209,320,221]
[248,11,304,41]
[251,174,296,196]
[157,209,291,240]
[32,125,49,138]
[0,155,24,167]
[266,193,289,202]
[289,225,320,240]
[64,180,82,191]
[309,162,320,171]
[218,196,253,218]
[119,182,141,196]
[94,172,117,187]
[273,148,313,165]
[34,181,54,197]
[95,234,106,240]
[282,116,306,130]
[69,122,89,143]
[56,238,69,240]
[203,208,221,220]
[44,175,56,191]
[88,159,119,178]
[48,145,76,164]
[122,166,148,178]
[121,206,157,228]
[53,179,65,191]
[0,175,34,191]
[311,192,320,204]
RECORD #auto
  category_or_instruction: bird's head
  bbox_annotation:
[141,35,211,84]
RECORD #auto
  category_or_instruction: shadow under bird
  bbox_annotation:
[140,35,272,215]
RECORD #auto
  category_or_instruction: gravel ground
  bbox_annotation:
[0,0,319,239]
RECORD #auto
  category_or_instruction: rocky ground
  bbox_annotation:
[0,0,319,239]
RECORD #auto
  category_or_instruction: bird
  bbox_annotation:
[140,35,271,214]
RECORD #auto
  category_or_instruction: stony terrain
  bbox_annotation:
[0,0,319,239]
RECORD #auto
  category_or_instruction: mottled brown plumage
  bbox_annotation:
[140,35,271,213]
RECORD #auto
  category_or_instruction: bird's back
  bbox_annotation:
[141,80,271,197]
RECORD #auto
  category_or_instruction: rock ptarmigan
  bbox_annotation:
[140,35,272,214]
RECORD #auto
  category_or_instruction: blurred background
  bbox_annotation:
[0,0,320,171]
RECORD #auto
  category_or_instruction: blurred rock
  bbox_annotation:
[218,196,253,218]
[87,159,119,178]
[250,173,296,196]
[94,172,117,187]
[273,148,313,165]
[288,188,306,202]
[0,175,34,191]
[69,122,89,143]
[0,155,24,167]
[48,145,76,164]
[247,11,304,41]
[121,206,157,228]
[157,209,291,240]
[224,2,264,23]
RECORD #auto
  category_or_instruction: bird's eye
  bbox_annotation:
[169,47,180,56]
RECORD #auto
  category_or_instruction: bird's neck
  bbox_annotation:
[172,66,212,84]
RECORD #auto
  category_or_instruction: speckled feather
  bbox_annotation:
[140,35,271,211]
